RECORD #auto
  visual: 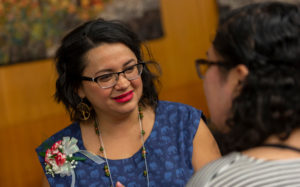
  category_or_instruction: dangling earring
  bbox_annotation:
[77,99,91,120]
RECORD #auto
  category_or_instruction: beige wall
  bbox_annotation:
[0,0,218,186]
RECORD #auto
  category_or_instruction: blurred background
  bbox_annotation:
[0,0,218,186]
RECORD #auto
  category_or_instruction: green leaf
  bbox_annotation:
[49,155,56,159]
[38,152,46,157]
[41,140,54,151]
[72,156,86,161]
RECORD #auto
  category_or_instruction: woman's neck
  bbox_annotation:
[79,105,155,158]
[94,105,144,137]
[243,128,300,160]
[264,128,300,147]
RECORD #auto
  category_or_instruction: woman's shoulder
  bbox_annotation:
[36,122,80,152]
[188,151,300,186]
[186,152,242,186]
[157,100,202,113]
[155,101,204,133]
[157,100,204,121]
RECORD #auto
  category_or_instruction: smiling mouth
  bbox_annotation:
[113,91,133,99]
[112,91,134,103]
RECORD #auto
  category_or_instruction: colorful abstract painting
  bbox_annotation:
[0,0,163,65]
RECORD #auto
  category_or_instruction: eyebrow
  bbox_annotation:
[95,59,136,75]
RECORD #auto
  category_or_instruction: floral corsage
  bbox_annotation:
[39,137,85,177]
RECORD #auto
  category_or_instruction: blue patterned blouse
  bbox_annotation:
[36,101,204,187]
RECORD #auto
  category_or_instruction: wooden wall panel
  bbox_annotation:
[0,68,9,123]
[0,0,218,186]
[0,114,70,187]
[149,0,219,116]
[0,60,71,186]
[0,60,66,126]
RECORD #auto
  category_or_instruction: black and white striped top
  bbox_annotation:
[187,152,300,187]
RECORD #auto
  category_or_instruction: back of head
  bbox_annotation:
[213,2,300,153]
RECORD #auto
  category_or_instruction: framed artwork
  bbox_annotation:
[0,0,163,65]
[216,0,300,19]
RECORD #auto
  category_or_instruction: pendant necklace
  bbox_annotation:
[94,106,150,187]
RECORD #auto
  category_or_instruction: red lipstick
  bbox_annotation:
[112,91,134,103]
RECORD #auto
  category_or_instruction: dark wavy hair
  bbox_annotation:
[213,2,300,153]
[55,19,160,121]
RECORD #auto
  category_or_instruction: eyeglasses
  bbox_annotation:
[81,63,144,88]
[195,58,227,79]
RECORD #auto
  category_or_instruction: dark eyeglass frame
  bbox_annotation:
[195,58,228,79]
[81,62,145,89]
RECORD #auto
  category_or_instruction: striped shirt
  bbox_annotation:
[187,152,300,187]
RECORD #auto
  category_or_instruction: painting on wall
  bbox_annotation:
[216,0,300,19]
[0,0,163,65]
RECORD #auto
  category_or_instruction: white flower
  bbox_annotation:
[44,137,83,177]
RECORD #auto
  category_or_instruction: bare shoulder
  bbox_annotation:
[192,119,221,171]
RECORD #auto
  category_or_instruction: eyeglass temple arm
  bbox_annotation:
[81,76,96,82]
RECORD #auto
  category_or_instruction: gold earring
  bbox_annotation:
[77,101,91,120]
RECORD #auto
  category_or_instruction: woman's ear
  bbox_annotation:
[228,64,249,96]
[235,64,249,81]
[234,64,249,95]
[77,85,86,99]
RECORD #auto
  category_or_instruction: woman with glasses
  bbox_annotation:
[187,2,300,186]
[36,19,220,187]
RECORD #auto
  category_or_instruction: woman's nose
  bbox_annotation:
[114,73,130,90]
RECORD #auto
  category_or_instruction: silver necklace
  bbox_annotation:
[94,107,150,187]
